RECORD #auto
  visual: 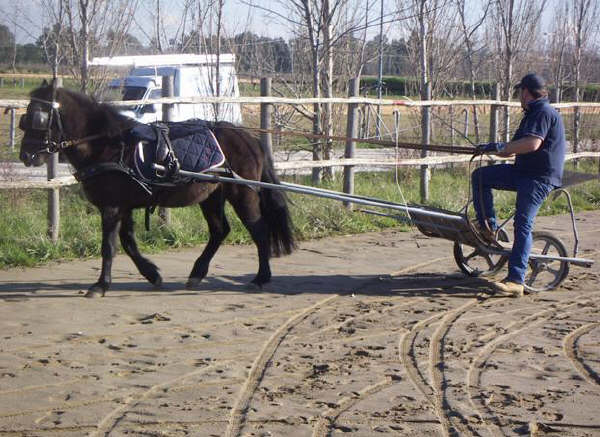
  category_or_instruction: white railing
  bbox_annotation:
[2,90,600,241]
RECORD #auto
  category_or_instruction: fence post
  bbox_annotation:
[551,86,560,104]
[489,83,499,143]
[574,105,580,169]
[9,107,16,152]
[463,108,469,139]
[449,105,455,146]
[47,77,63,243]
[365,105,371,138]
[343,78,359,209]
[260,77,273,159]
[420,82,431,203]
[159,75,174,226]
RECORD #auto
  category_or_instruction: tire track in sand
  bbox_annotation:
[296,256,461,436]
[311,378,396,437]
[466,294,600,436]
[91,360,236,437]
[400,311,444,401]
[429,299,480,436]
[224,295,338,437]
[563,322,600,387]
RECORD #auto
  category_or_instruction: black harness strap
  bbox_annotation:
[74,162,152,196]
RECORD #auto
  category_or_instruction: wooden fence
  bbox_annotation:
[2,77,600,242]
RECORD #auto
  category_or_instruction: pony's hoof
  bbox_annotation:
[246,282,262,291]
[152,276,163,290]
[85,288,105,298]
[186,277,202,289]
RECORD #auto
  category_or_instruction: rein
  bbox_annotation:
[53,132,109,151]
[237,126,476,155]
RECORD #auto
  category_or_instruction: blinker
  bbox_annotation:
[32,110,50,130]
[19,110,50,131]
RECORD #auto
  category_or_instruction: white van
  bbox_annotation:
[91,54,242,124]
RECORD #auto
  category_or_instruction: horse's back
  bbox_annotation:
[212,122,265,180]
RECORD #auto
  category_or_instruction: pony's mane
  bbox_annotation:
[31,85,138,140]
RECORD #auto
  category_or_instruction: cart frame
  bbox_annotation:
[155,164,594,292]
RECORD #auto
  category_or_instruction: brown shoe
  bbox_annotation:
[491,279,524,297]
[472,221,497,245]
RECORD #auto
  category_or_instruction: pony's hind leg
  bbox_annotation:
[187,188,230,288]
[229,187,272,288]
[119,209,162,288]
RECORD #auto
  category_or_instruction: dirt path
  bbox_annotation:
[0,211,599,436]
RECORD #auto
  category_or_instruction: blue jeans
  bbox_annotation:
[471,164,554,284]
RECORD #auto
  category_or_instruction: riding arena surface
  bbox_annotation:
[0,211,599,437]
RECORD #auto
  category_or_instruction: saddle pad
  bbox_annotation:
[130,119,225,176]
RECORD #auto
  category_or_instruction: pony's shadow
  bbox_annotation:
[0,272,493,300]
[0,279,178,300]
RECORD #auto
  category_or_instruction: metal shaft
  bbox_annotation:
[154,164,462,222]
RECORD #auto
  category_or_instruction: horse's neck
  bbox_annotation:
[63,105,129,169]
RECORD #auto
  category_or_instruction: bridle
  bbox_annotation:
[19,88,106,157]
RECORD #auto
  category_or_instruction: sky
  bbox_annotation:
[0,0,292,43]
[0,0,404,44]
[1,0,555,47]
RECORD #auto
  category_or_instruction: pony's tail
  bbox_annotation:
[260,156,296,257]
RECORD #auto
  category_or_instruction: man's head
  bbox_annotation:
[515,73,548,108]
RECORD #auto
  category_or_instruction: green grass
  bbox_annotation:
[0,160,598,269]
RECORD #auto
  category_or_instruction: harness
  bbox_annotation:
[19,95,107,154]
[20,89,240,228]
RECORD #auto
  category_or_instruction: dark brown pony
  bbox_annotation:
[19,82,295,297]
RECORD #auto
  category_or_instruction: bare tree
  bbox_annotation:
[398,0,463,98]
[455,0,490,142]
[9,6,19,73]
[58,0,139,93]
[248,0,372,183]
[154,0,163,52]
[569,0,599,156]
[396,0,462,202]
[547,2,570,102]
[39,0,67,79]
[487,0,546,141]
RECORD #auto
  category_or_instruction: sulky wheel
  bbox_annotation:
[453,228,510,277]
[524,231,570,293]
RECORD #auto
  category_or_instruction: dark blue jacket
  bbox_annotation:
[512,98,566,187]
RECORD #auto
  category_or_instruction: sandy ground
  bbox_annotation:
[0,211,599,437]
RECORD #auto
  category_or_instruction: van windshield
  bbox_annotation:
[122,86,147,101]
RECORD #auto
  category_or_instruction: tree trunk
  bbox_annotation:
[79,0,90,93]
[418,0,430,203]
[322,0,334,180]
[214,0,224,121]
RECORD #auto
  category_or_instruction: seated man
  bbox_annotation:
[472,73,566,297]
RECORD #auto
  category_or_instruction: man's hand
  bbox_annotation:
[474,142,506,155]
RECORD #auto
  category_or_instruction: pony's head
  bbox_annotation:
[19,80,127,167]
[19,79,69,166]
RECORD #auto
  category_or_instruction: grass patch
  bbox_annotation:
[0,159,598,269]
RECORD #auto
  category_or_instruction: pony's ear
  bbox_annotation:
[41,79,48,87]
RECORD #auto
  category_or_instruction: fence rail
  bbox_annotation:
[2,81,600,242]
[6,96,600,109]
[1,152,598,191]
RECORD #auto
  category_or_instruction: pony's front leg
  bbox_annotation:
[119,209,162,288]
[86,207,121,298]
